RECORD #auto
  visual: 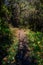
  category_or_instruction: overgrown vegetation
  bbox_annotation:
[7,0,43,32]
[0,0,13,65]
[27,31,43,65]
[0,0,43,65]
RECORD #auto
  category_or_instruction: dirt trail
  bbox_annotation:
[15,29,26,41]
[9,24,30,40]
[15,29,31,65]
[9,26,26,40]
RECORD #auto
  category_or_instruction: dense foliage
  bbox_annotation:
[7,0,43,32]
[27,31,43,65]
[0,0,13,65]
[0,0,43,65]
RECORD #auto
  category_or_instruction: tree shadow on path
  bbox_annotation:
[15,37,37,65]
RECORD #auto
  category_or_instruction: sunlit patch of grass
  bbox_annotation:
[26,30,43,65]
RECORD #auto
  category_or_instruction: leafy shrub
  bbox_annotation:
[27,31,43,65]
[0,17,13,65]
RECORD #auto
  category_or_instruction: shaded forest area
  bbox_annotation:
[0,0,43,65]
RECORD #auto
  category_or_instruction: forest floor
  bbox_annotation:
[6,24,31,63]
[9,24,31,39]
[8,24,32,64]
[3,24,43,65]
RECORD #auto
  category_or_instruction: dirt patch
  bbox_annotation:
[15,29,26,41]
